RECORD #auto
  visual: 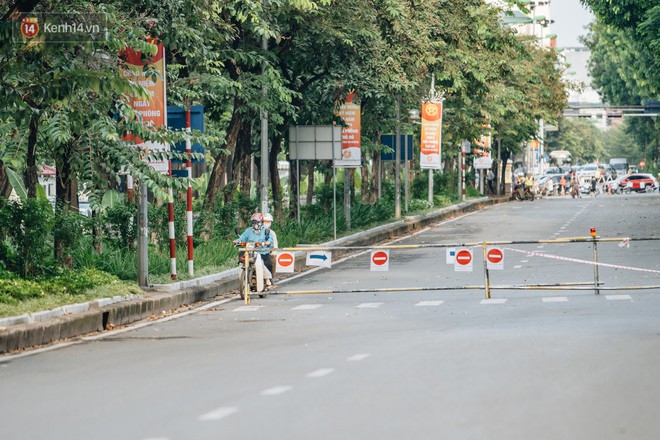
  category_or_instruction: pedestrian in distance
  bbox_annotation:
[560,175,566,195]
[262,212,278,287]
[487,168,495,195]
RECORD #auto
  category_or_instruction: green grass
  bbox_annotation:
[0,280,142,318]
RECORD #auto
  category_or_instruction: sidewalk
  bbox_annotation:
[0,196,508,354]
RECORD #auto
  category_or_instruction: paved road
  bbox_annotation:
[1,194,660,440]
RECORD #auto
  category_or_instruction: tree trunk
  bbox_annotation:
[234,121,253,200]
[305,161,314,205]
[54,141,79,264]
[25,114,39,198]
[204,97,242,211]
[0,160,12,199]
[288,159,298,220]
[269,135,282,219]
[368,150,380,204]
[361,159,370,203]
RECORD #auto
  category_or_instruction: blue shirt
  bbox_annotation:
[237,227,273,254]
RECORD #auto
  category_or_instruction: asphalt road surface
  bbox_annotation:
[2,193,660,440]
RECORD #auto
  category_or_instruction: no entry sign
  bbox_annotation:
[370,250,390,272]
[454,248,473,272]
[487,247,504,270]
[276,251,296,273]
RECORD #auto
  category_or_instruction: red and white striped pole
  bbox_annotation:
[168,159,177,280]
[462,150,466,201]
[185,107,194,276]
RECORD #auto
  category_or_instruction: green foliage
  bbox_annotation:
[0,278,45,305]
[545,118,606,164]
[53,204,88,265]
[104,202,138,250]
[1,198,55,278]
[38,268,118,296]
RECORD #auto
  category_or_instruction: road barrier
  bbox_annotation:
[272,234,660,299]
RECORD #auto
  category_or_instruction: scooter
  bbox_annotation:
[235,231,272,304]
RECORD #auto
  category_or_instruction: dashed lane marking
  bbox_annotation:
[292,304,323,310]
[356,302,384,309]
[521,260,529,263]
[233,305,262,312]
[347,353,371,361]
[606,295,633,301]
[514,265,522,269]
[480,299,507,305]
[261,386,293,396]
[542,297,568,303]
[415,300,445,307]
[198,407,239,421]
[306,368,335,378]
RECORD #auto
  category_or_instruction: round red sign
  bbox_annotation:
[372,251,388,266]
[277,253,294,267]
[487,248,503,264]
[455,249,472,265]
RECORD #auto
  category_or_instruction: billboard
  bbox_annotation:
[420,101,442,169]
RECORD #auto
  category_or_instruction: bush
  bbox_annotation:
[38,267,118,296]
[0,278,45,304]
[53,204,88,266]
[2,198,55,278]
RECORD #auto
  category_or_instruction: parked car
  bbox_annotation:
[619,173,657,192]
[603,174,629,194]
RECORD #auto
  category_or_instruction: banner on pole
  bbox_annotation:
[420,101,442,169]
[334,93,361,168]
[120,38,169,174]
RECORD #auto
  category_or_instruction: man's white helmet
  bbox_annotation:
[263,213,273,223]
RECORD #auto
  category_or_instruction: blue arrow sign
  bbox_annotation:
[306,251,332,268]
[310,254,328,261]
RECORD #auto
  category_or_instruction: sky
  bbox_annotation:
[551,0,596,47]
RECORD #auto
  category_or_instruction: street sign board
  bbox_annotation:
[276,251,296,273]
[486,247,504,270]
[306,251,332,268]
[370,250,390,272]
[446,248,456,264]
[454,248,473,272]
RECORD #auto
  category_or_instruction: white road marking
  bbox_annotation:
[198,407,238,421]
[347,353,371,361]
[415,300,444,307]
[306,368,335,378]
[142,438,170,440]
[537,246,544,249]
[292,304,323,310]
[606,295,633,301]
[542,297,568,303]
[514,265,522,269]
[521,260,529,263]
[480,299,507,305]
[233,305,262,312]
[356,302,383,308]
[261,386,293,396]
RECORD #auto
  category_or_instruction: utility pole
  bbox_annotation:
[260,30,269,215]
[395,94,401,219]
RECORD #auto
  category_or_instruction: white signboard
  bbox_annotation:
[486,247,504,270]
[306,251,332,268]
[370,250,390,272]
[446,248,456,264]
[276,251,296,273]
[454,248,473,272]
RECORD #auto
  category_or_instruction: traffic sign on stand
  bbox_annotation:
[276,251,296,273]
[454,248,473,272]
[446,248,456,264]
[306,251,332,268]
[486,247,504,270]
[370,250,390,272]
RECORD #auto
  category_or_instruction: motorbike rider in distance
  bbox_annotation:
[262,212,278,287]
[234,213,274,285]
[524,172,535,196]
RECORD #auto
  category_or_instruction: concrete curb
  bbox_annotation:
[0,196,508,354]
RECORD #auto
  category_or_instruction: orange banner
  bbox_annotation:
[420,101,442,169]
[335,93,361,168]
[120,38,168,173]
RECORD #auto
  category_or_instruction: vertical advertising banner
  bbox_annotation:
[420,101,442,169]
[120,39,169,173]
[335,93,361,168]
